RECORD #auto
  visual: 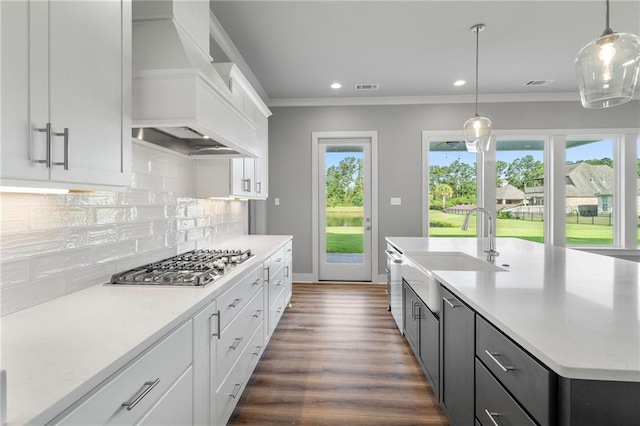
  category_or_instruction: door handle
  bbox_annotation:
[365,225,372,230]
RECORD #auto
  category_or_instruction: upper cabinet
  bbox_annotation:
[1,0,132,190]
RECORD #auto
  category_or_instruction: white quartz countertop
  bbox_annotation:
[387,237,640,383]
[1,235,291,426]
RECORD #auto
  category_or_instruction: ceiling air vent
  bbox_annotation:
[355,83,379,91]
[523,80,554,87]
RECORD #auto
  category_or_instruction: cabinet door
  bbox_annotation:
[192,300,217,426]
[0,0,49,181]
[403,283,419,355]
[231,158,247,195]
[284,256,292,307]
[419,301,439,397]
[254,156,268,198]
[441,286,475,426]
[47,0,129,186]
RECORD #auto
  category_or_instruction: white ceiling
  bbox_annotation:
[209,0,640,106]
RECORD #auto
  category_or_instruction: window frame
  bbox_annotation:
[421,129,639,250]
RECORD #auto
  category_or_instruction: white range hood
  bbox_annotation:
[132,1,260,157]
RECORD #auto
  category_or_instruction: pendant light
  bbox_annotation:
[575,0,640,108]
[463,24,492,153]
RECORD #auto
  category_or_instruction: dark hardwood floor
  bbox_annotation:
[228,283,448,425]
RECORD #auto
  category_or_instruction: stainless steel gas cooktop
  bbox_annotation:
[110,249,254,287]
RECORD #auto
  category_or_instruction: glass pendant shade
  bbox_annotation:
[463,114,492,153]
[575,31,640,108]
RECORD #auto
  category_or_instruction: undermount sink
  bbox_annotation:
[409,252,506,272]
[402,252,507,315]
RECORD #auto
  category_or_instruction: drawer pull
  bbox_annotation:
[122,378,160,411]
[211,310,221,340]
[229,298,243,308]
[485,350,514,373]
[411,300,420,320]
[276,280,282,287]
[229,382,243,399]
[253,309,262,318]
[252,345,262,355]
[443,298,458,308]
[484,409,502,426]
[285,265,290,278]
[230,337,244,350]
[252,278,261,286]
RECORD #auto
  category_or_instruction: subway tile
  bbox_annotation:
[149,191,175,206]
[133,206,166,221]
[117,189,151,206]
[90,241,137,265]
[186,228,204,241]
[131,172,165,191]
[0,258,31,288]
[66,226,118,248]
[136,234,168,254]
[66,192,116,206]
[95,207,134,225]
[186,204,205,217]
[132,154,152,174]
[177,240,196,254]
[29,207,93,230]
[66,261,117,293]
[118,222,153,241]
[196,216,211,227]
[177,218,196,230]
[1,275,67,316]
[0,229,66,260]
[0,206,30,233]
[30,249,94,280]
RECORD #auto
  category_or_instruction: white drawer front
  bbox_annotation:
[217,263,263,331]
[215,287,264,389]
[215,323,264,426]
[269,288,285,337]
[54,321,192,425]
[268,247,285,280]
[284,240,293,260]
[268,265,285,308]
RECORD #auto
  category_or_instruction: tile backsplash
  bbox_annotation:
[0,142,247,315]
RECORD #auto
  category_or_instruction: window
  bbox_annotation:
[427,140,476,237]
[565,138,614,246]
[495,138,545,243]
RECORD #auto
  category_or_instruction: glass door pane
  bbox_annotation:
[324,146,364,264]
[565,138,614,246]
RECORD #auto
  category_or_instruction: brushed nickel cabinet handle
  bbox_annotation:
[122,378,160,410]
[230,337,243,350]
[252,346,262,356]
[35,123,51,167]
[484,350,514,373]
[52,127,69,170]
[252,309,262,318]
[256,181,262,194]
[211,310,221,339]
[229,298,243,308]
[484,409,501,426]
[229,382,243,399]
[443,298,457,309]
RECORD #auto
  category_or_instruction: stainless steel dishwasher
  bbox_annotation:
[386,243,404,333]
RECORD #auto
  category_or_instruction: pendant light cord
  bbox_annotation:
[603,0,613,36]
[474,26,480,116]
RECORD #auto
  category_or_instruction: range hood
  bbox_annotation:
[132,2,259,158]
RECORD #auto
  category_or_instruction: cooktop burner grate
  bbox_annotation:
[110,249,253,287]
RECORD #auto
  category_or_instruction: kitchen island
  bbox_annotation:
[387,237,640,425]
[1,235,292,426]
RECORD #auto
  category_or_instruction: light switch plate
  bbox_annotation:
[390,197,401,206]
[275,198,280,206]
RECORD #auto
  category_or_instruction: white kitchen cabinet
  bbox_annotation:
[284,240,293,306]
[0,0,131,190]
[52,320,193,426]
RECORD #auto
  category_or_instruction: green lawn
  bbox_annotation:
[429,210,617,245]
[326,206,364,253]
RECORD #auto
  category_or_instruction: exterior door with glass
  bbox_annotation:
[318,138,372,281]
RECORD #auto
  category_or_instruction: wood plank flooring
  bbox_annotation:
[228,283,448,425]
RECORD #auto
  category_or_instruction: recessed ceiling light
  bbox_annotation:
[330,82,342,89]
[454,80,466,86]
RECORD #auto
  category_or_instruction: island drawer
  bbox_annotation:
[476,316,556,425]
[475,359,536,426]
[217,263,263,330]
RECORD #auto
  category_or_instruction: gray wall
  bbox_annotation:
[266,101,640,278]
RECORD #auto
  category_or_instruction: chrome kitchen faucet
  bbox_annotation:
[461,207,499,261]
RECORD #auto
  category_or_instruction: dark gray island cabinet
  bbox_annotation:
[434,284,639,426]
